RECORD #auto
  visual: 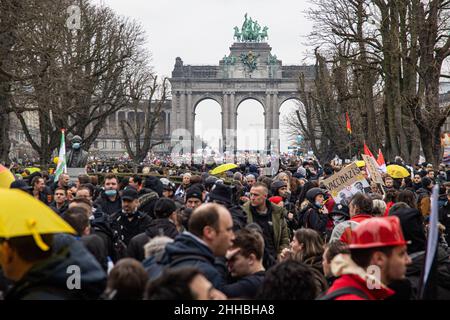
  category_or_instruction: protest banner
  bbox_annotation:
[322,162,369,205]
[362,154,384,185]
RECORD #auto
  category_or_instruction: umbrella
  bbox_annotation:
[0,164,15,189]
[386,164,410,179]
[355,160,366,168]
[24,167,41,174]
[210,163,238,176]
[0,189,75,251]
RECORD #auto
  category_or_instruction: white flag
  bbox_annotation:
[54,129,67,181]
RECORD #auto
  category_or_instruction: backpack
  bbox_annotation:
[317,287,369,300]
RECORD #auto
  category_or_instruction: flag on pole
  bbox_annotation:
[363,142,375,159]
[419,184,440,299]
[345,112,352,135]
[54,129,67,181]
[377,149,387,173]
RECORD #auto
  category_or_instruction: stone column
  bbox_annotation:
[272,92,279,154]
[229,92,237,158]
[186,91,194,153]
[171,92,178,135]
[222,92,229,151]
[179,91,186,130]
[265,92,272,152]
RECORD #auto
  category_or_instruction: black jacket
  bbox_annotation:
[145,232,227,290]
[5,236,106,300]
[127,218,179,261]
[221,271,265,299]
[228,205,248,231]
[94,192,122,216]
[50,201,69,216]
[138,189,159,219]
[439,201,450,244]
[297,203,329,235]
[110,210,152,246]
[405,247,450,299]
[81,234,109,272]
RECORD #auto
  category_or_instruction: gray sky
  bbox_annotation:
[99,0,314,152]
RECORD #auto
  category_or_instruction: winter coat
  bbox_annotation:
[439,201,450,244]
[94,192,122,216]
[301,255,328,295]
[110,210,152,246]
[227,205,248,231]
[405,247,450,299]
[5,235,106,300]
[297,203,329,236]
[49,201,69,216]
[145,232,227,290]
[127,218,179,261]
[138,189,159,219]
[221,271,265,299]
[322,254,394,300]
[242,201,290,255]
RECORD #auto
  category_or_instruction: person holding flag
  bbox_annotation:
[54,129,67,182]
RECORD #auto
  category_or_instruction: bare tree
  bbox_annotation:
[305,0,450,165]
[6,0,151,166]
[120,70,169,172]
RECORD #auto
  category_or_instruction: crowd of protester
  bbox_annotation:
[1,154,450,300]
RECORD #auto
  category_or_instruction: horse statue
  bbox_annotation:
[233,26,241,42]
[259,26,269,42]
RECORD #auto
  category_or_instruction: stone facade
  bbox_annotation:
[170,41,315,154]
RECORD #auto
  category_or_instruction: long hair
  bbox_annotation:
[293,228,324,264]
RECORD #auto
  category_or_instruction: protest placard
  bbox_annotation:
[322,162,369,205]
[362,154,384,185]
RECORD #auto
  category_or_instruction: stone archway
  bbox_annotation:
[194,98,223,152]
[169,39,314,155]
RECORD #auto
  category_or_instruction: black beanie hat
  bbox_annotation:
[144,176,164,197]
[154,198,177,219]
[185,186,203,202]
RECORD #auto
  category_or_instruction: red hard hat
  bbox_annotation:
[349,216,409,249]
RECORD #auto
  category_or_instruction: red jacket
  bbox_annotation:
[350,214,372,223]
[325,274,394,300]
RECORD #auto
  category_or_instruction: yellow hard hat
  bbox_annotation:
[0,164,15,189]
[0,189,76,251]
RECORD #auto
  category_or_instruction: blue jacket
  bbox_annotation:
[5,234,106,300]
[145,232,227,290]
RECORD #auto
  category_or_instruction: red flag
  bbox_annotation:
[364,142,374,158]
[377,149,385,166]
[345,112,352,134]
[377,148,387,173]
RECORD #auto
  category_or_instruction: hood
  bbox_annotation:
[390,208,426,254]
[416,188,431,196]
[330,253,388,290]
[9,234,106,300]
[161,232,215,265]
[139,191,159,207]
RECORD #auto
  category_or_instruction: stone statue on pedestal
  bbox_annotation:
[66,135,89,168]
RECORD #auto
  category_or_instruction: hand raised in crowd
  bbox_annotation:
[279,247,293,261]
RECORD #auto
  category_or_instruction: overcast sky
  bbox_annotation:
[99,0,315,152]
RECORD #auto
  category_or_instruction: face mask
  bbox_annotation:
[72,143,81,150]
[105,189,117,197]
[315,202,323,208]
